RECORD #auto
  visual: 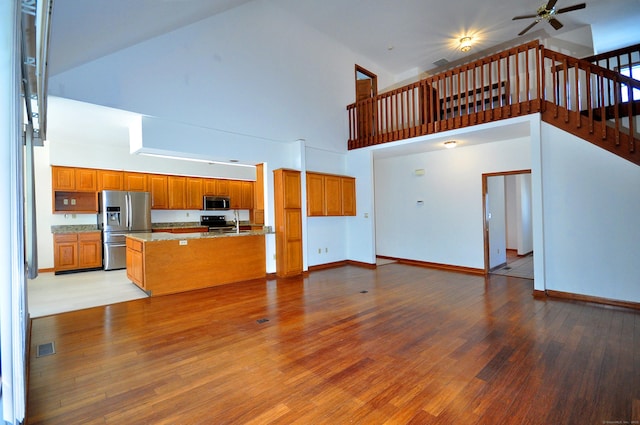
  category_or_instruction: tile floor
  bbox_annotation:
[490,251,534,279]
[28,269,148,318]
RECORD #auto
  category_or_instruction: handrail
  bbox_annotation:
[582,43,640,78]
[347,41,542,149]
[541,48,640,159]
[346,41,640,166]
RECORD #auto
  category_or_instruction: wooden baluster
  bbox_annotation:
[481,60,486,121]
[599,72,606,140]
[625,82,634,152]
[575,59,581,129]
[562,57,569,123]
[586,68,593,134]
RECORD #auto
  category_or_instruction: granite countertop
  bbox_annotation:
[126,228,272,243]
[51,225,99,234]
[151,222,206,230]
[52,222,269,233]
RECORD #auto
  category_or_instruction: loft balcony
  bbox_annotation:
[347,41,640,167]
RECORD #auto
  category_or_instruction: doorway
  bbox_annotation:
[483,170,533,279]
[354,65,377,139]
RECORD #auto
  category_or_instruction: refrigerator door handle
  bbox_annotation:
[126,194,131,229]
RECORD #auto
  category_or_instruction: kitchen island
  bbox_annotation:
[125,230,269,296]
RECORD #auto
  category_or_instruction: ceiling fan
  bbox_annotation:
[513,0,586,36]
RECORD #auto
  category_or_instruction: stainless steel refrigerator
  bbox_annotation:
[98,190,152,270]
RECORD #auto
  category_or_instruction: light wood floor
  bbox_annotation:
[28,270,148,318]
[28,264,639,424]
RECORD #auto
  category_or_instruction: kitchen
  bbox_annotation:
[48,161,271,295]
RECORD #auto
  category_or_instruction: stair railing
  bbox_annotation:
[541,48,640,161]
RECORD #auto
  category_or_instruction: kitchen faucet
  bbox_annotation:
[233,210,240,233]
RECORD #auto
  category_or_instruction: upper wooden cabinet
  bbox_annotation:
[229,180,254,209]
[186,177,204,210]
[148,174,168,209]
[167,176,187,210]
[51,167,98,213]
[306,172,325,216]
[203,179,217,196]
[306,172,356,216]
[51,165,256,212]
[341,177,356,216]
[98,169,124,191]
[52,166,97,191]
[216,179,230,196]
[124,172,148,192]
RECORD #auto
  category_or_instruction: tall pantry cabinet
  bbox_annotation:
[273,169,303,277]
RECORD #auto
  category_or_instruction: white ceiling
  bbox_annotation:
[49,0,640,78]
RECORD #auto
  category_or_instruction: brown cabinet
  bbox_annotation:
[126,237,145,289]
[52,166,76,190]
[53,232,102,274]
[229,180,254,209]
[167,176,187,209]
[306,172,356,216]
[52,167,99,213]
[253,164,265,224]
[51,166,255,212]
[124,172,148,191]
[52,166,97,191]
[306,172,325,216]
[274,169,303,277]
[186,177,204,210]
[203,179,217,195]
[98,170,124,191]
[148,174,168,209]
[341,177,356,216]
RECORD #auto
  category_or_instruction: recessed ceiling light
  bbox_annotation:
[229,159,239,163]
[444,140,457,149]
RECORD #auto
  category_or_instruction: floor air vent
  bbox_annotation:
[36,342,55,357]
[256,318,269,324]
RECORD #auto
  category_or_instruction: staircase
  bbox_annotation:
[347,41,640,166]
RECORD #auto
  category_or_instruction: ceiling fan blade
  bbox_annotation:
[556,3,586,14]
[549,18,564,30]
[512,14,539,20]
[518,21,539,36]
[545,0,559,11]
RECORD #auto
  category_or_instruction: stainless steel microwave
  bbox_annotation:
[203,196,230,210]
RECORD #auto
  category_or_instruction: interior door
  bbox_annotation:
[356,78,374,139]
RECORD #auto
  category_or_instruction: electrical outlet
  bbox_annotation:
[179,240,188,246]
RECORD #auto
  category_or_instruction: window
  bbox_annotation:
[620,63,640,102]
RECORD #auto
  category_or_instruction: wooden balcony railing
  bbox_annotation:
[541,49,640,165]
[582,43,640,77]
[347,41,640,166]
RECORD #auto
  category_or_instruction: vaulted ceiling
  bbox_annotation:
[49,0,640,79]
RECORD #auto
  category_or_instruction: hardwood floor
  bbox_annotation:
[28,264,639,424]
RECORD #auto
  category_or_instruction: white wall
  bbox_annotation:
[540,123,640,302]
[47,0,394,155]
[516,173,533,255]
[374,137,531,270]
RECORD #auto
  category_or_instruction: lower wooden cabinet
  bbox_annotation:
[126,238,145,289]
[53,232,102,274]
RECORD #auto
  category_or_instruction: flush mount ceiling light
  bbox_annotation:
[459,37,472,52]
[444,140,457,149]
